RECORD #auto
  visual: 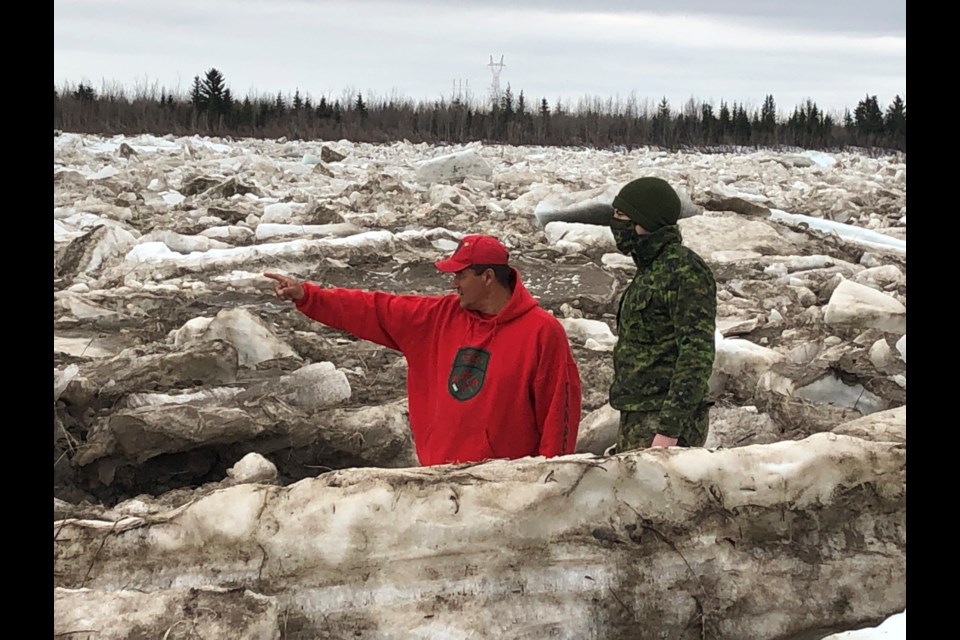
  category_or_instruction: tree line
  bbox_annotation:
[54,68,906,153]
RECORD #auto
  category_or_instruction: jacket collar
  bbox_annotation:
[632,224,683,267]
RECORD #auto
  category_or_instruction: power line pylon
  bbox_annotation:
[487,55,505,107]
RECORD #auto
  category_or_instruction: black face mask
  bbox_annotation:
[610,217,643,255]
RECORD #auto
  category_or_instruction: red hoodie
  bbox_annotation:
[294,272,582,466]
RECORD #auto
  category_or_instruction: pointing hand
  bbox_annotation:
[264,272,305,302]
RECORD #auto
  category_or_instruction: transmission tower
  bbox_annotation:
[487,55,505,106]
[452,78,469,104]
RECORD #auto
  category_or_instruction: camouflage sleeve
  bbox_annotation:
[657,259,717,438]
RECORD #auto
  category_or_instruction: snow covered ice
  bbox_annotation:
[54,133,906,639]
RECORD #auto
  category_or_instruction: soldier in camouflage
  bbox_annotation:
[608,177,717,450]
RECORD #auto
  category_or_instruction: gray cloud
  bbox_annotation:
[53,0,905,113]
[288,0,906,34]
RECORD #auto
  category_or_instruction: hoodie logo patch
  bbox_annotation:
[448,347,490,401]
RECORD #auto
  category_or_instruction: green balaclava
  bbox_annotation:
[612,177,682,232]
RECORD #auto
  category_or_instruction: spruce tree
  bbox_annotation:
[501,85,515,119]
[854,94,884,139]
[718,101,731,141]
[190,76,206,111]
[760,94,776,142]
[701,103,716,144]
[884,95,906,150]
[200,68,228,114]
[733,103,751,143]
[74,83,96,102]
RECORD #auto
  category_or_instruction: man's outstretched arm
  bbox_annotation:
[263,272,441,352]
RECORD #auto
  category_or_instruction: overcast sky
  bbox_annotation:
[54,0,905,116]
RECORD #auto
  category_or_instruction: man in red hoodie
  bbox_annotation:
[263,234,582,466]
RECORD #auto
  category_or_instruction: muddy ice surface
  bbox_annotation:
[53,135,905,638]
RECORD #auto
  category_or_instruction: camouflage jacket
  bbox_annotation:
[609,225,717,439]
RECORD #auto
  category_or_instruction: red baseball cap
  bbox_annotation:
[435,234,510,273]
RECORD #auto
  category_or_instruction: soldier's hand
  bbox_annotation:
[650,433,679,448]
[264,272,305,302]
